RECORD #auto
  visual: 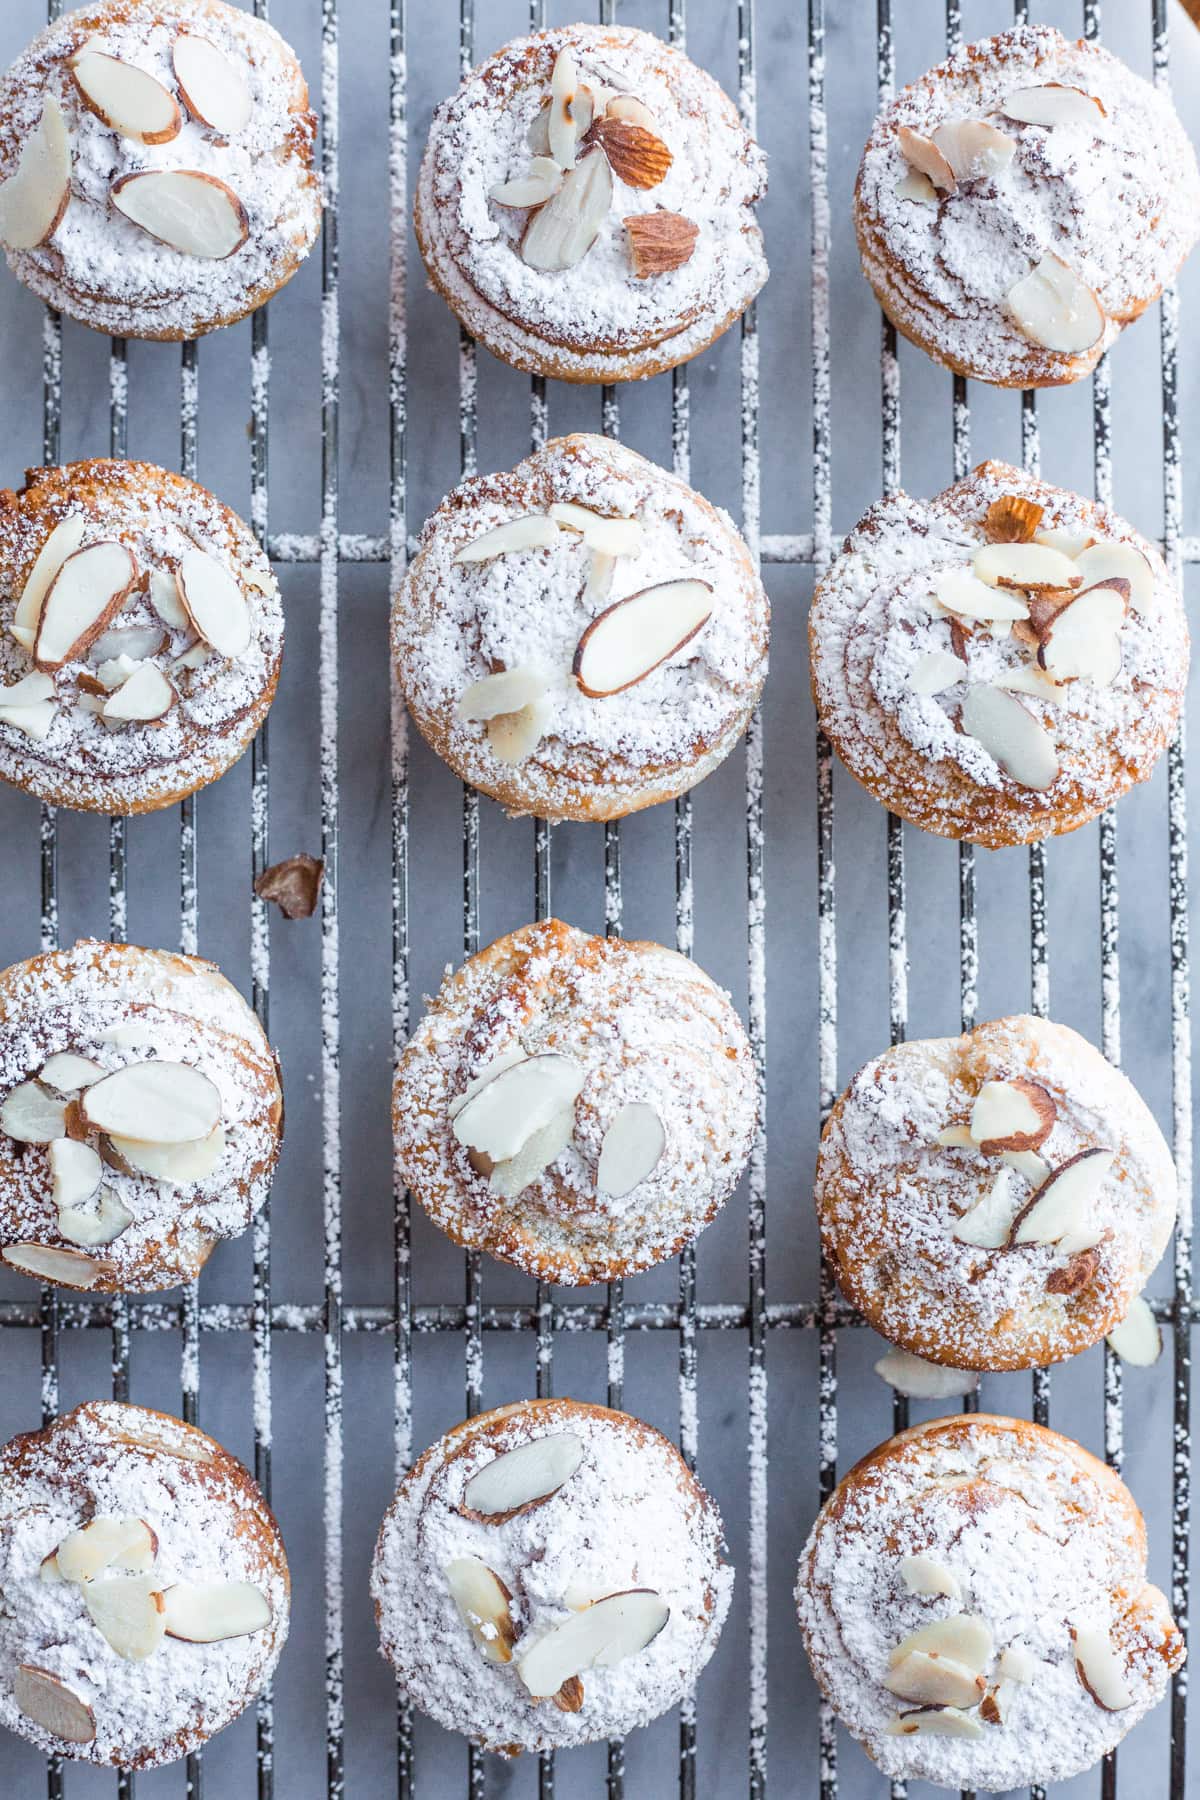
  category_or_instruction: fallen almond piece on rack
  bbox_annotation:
[874,1347,978,1399]
[254,852,325,919]
[1106,1293,1162,1366]
[1,1242,114,1286]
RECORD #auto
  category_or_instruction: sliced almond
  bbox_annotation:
[0,95,71,252]
[910,650,968,696]
[56,1516,157,1583]
[933,568,1029,622]
[1072,1621,1133,1711]
[874,1348,978,1400]
[452,1052,582,1162]
[1002,84,1106,128]
[1037,581,1126,687]
[1037,527,1096,559]
[1,1242,113,1287]
[487,695,551,766]
[85,1573,166,1661]
[92,653,142,693]
[445,1558,515,1665]
[48,1138,102,1212]
[885,1707,984,1740]
[995,666,1065,705]
[590,116,672,188]
[107,1122,225,1185]
[162,1580,270,1642]
[7,624,35,653]
[884,1650,985,1710]
[931,118,1016,181]
[176,548,251,658]
[889,1613,993,1674]
[517,1589,669,1698]
[574,578,712,698]
[983,495,1044,544]
[0,689,55,738]
[462,1431,584,1521]
[35,542,139,672]
[172,34,253,137]
[172,642,212,675]
[973,541,1081,593]
[1,1080,67,1143]
[14,1666,95,1745]
[457,666,549,723]
[896,126,956,193]
[895,169,939,206]
[111,170,250,259]
[521,148,612,271]
[38,1053,104,1096]
[596,1102,665,1197]
[952,1171,1021,1250]
[998,1645,1037,1683]
[1106,1293,1162,1367]
[14,515,87,640]
[935,1124,974,1148]
[488,1104,574,1199]
[549,503,643,558]
[489,165,563,209]
[89,624,169,666]
[900,1555,961,1601]
[144,567,187,632]
[102,662,176,725]
[81,1061,221,1145]
[447,1048,529,1120]
[1072,540,1154,612]
[548,46,581,170]
[453,515,559,563]
[1008,1148,1113,1246]
[58,1186,134,1249]
[584,550,616,604]
[969,1078,1055,1154]
[1000,1147,1051,1186]
[961,684,1059,790]
[71,52,181,145]
[1007,254,1105,355]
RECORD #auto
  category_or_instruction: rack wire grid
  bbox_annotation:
[0,0,1197,1795]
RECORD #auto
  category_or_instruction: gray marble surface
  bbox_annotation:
[0,1,1198,1795]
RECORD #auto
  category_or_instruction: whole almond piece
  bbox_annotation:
[625,211,698,277]
[591,117,672,188]
[983,494,1044,544]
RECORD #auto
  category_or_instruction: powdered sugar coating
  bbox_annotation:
[394,919,757,1284]
[0,0,320,339]
[372,1399,733,1753]
[414,23,767,381]
[0,460,284,815]
[393,435,768,822]
[815,1015,1177,1371]
[796,1414,1184,1790]
[0,1401,289,1769]
[855,25,1200,386]
[809,460,1188,847]
[0,940,283,1292]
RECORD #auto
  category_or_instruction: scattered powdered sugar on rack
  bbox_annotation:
[394,434,768,817]
[816,1016,1177,1369]
[0,0,321,339]
[0,942,280,1288]
[371,1402,732,1753]
[810,460,1186,812]
[796,1415,1180,1789]
[0,461,284,814]
[0,1401,288,1769]
[395,919,758,1281]
[856,24,1200,385]
[415,23,767,379]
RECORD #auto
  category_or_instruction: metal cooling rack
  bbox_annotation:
[0,0,1195,1795]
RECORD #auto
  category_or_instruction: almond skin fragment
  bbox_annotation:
[983,494,1044,544]
[553,1675,585,1712]
[625,210,698,277]
[1045,1248,1099,1294]
[590,116,672,187]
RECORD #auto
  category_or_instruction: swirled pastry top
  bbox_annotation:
[371,1399,732,1754]
[0,940,283,1294]
[796,1414,1184,1790]
[0,0,320,339]
[0,459,283,815]
[393,434,769,822]
[808,461,1187,847]
[0,1401,289,1769]
[393,920,758,1283]
[814,1016,1176,1371]
[414,23,767,378]
[855,25,1200,385]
